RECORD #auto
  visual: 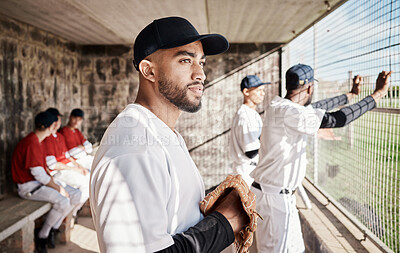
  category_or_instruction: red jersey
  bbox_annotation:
[43,133,71,164]
[59,127,87,150]
[11,132,48,184]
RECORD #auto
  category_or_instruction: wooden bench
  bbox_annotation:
[0,195,51,252]
[0,144,98,252]
[0,195,76,253]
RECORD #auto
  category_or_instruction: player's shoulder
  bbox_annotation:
[97,104,167,155]
[270,96,308,113]
[57,132,66,141]
[236,104,260,123]
[42,134,54,144]
[236,104,255,116]
[24,132,39,144]
[20,132,42,153]
[58,126,69,135]
[16,132,36,148]
[75,128,83,134]
[105,104,149,136]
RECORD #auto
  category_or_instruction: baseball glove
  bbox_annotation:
[199,174,262,253]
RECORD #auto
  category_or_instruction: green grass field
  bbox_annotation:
[306,111,400,252]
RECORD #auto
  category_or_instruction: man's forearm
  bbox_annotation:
[320,96,376,128]
[155,212,234,253]
[311,94,348,111]
[54,162,73,171]
[45,177,61,191]
[69,158,83,168]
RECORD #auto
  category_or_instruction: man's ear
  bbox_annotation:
[307,83,313,94]
[242,88,250,96]
[139,60,156,82]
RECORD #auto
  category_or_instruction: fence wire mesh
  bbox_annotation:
[283,0,400,251]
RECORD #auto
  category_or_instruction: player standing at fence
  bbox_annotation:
[59,108,94,170]
[250,64,392,253]
[228,75,270,187]
[11,111,81,253]
[90,16,249,252]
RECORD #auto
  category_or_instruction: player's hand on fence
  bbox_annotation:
[372,71,392,101]
[351,75,362,95]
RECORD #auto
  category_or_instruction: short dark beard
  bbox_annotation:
[158,76,203,113]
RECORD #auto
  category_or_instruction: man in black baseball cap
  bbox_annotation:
[59,108,93,170]
[251,64,392,252]
[35,111,58,130]
[45,108,63,117]
[133,16,228,70]
[70,108,84,118]
[91,16,248,253]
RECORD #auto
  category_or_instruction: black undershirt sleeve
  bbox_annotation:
[311,94,348,110]
[320,96,376,128]
[155,211,234,253]
[245,149,258,159]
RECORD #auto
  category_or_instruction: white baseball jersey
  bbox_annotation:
[228,104,263,186]
[90,104,205,253]
[251,96,325,189]
[250,96,325,253]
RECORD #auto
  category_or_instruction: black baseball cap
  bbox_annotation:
[46,107,62,117]
[240,75,271,91]
[70,108,84,118]
[133,16,229,70]
[286,64,316,90]
[35,111,58,129]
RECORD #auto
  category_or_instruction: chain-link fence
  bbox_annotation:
[176,0,399,251]
[282,0,400,251]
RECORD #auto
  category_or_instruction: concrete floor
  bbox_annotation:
[48,217,99,253]
[45,184,384,253]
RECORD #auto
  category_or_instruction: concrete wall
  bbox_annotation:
[80,45,139,142]
[0,15,81,194]
[0,14,281,195]
[78,43,277,143]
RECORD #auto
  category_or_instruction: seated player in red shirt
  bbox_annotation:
[43,108,90,218]
[11,111,81,253]
[59,108,93,170]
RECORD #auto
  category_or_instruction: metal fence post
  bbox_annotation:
[313,24,319,184]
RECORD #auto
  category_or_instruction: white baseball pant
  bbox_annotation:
[75,155,94,171]
[18,181,81,237]
[54,169,90,215]
[252,185,305,253]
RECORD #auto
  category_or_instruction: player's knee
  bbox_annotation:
[70,189,82,206]
[55,196,71,210]
[80,191,89,204]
